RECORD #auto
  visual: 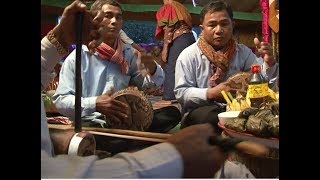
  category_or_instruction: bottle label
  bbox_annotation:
[247,83,269,98]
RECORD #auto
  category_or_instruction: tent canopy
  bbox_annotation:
[41,0,262,23]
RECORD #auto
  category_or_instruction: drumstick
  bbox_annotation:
[82,127,171,140]
[209,136,269,157]
[235,141,269,157]
[48,124,171,139]
[86,131,166,143]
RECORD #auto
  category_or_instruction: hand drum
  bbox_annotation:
[110,87,153,131]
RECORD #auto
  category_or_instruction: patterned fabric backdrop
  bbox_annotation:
[123,20,160,44]
[123,20,200,44]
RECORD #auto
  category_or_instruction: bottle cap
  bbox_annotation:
[251,65,261,73]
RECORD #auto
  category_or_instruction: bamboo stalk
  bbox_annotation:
[48,124,171,140]
[82,127,171,140]
[86,131,166,143]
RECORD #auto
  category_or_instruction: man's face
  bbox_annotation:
[200,10,233,50]
[101,4,123,38]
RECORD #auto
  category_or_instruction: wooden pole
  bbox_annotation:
[75,13,84,133]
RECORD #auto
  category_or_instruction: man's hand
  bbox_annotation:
[141,52,157,75]
[96,89,129,125]
[51,0,106,53]
[167,123,228,178]
[207,81,235,102]
[254,37,275,67]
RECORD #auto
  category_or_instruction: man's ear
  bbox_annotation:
[232,21,236,35]
[199,24,203,31]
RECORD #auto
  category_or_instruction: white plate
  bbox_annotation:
[218,122,279,149]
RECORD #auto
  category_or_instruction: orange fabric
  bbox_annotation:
[197,33,236,86]
[269,0,279,33]
[171,1,192,28]
[95,38,129,74]
[155,4,179,39]
[155,1,193,62]
[155,1,192,39]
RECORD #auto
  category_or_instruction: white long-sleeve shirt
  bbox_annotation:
[119,29,134,45]
[41,37,183,178]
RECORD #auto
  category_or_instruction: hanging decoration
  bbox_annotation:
[259,0,269,42]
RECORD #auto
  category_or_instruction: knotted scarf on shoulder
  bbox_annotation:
[197,32,236,87]
[95,38,129,74]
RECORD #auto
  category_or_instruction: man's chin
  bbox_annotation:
[211,43,224,51]
[106,31,119,37]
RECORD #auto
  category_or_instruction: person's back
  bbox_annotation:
[155,0,195,100]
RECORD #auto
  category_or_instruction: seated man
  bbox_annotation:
[52,0,181,133]
[174,0,279,133]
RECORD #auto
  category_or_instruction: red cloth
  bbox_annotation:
[155,4,179,39]
[95,38,129,74]
[47,116,72,125]
[155,2,192,62]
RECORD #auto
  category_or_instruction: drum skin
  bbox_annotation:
[227,72,251,95]
[110,87,153,131]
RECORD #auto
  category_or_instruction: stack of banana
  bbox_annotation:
[221,88,279,111]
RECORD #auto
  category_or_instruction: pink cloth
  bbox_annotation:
[260,0,270,42]
[47,116,72,125]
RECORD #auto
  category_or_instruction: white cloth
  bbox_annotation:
[119,29,134,45]
[214,160,255,178]
[41,37,183,178]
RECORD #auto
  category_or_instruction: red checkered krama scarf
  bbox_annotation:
[197,32,236,86]
[95,38,129,74]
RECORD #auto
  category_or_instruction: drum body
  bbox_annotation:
[49,127,96,156]
[110,87,153,131]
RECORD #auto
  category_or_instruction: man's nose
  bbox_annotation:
[110,16,118,24]
[215,25,224,33]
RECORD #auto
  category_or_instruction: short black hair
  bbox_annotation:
[200,0,233,24]
[90,0,122,12]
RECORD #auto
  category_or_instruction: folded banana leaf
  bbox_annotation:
[245,115,270,137]
[225,117,247,132]
[268,116,279,138]
[237,107,259,119]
